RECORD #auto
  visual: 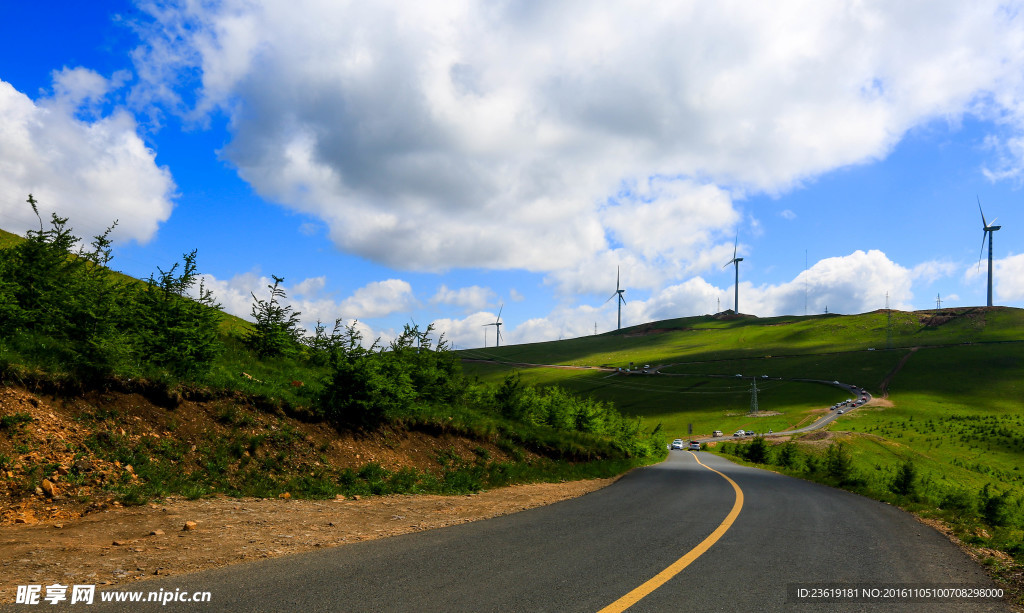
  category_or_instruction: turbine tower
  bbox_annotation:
[483,305,503,347]
[977,197,1001,308]
[724,234,743,314]
[605,267,626,330]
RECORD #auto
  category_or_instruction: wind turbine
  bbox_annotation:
[724,234,743,314]
[977,197,1001,308]
[483,304,503,347]
[605,267,626,330]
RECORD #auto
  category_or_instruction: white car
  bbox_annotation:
[713,430,723,437]
[733,430,745,437]
[837,409,844,414]
[671,439,684,450]
[688,441,701,451]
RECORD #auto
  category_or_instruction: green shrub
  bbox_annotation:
[775,441,800,469]
[744,436,770,464]
[825,441,853,482]
[979,484,1012,527]
[890,460,917,497]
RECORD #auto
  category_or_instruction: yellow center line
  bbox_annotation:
[597,452,744,613]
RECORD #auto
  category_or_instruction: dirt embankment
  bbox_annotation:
[0,384,620,600]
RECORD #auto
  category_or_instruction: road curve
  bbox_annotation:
[34,452,1009,612]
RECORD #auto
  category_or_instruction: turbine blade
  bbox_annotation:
[733,234,738,260]
[978,196,988,228]
[496,304,503,320]
[978,231,988,272]
[619,295,626,305]
[604,292,618,304]
[616,266,621,292]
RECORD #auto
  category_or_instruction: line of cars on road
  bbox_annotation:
[670,438,702,451]
[829,387,869,414]
[670,386,870,450]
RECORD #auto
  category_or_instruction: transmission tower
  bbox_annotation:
[936,293,942,309]
[749,378,759,415]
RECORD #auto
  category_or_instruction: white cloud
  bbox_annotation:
[194,271,265,322]
[431,311,506,350]
[291,276,327,298]
[130,1,1024,283]
[338,279,416,319]
[430,284,495,312]
[993,253,1024,301]
[0,73,175,244]
[194,271,412,345]
[780,209,797,220]
[911,260,958,284]
[436,249,925,347]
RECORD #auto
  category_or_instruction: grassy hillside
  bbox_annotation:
[459,308,1024,595]
[0,217,664,523]
[461,308,1024,437]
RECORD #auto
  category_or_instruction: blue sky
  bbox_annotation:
[2,1,1023,349]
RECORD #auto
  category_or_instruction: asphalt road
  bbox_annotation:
[26,452,1010,612]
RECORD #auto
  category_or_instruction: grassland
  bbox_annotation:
[459,307,1024,584]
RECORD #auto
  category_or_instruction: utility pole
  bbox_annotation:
[936,293,942,309]
[749,377,759,415]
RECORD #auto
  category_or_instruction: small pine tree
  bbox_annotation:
[4,195,129,377]
[132,250,222,378]
[825,441,853,482]
[890,459,916,497]
[776,440,800,469]
[245,275,304,358]
[745,436,770,464]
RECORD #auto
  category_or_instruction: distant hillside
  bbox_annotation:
[459,308,1024,593]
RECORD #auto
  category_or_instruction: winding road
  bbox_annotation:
[43,451,1009,612]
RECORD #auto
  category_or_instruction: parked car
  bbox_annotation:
[713,430,723,437]
[689,441,701,451]
[733,430,744,437]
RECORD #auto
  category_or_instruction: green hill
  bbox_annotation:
[459,308,1024,583]
[460,308,1024,435]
